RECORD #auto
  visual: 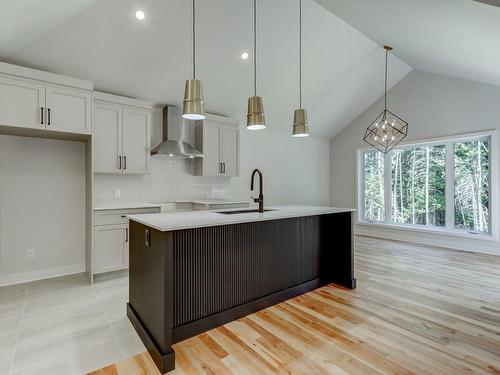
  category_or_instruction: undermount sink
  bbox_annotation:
[215,209,276,215]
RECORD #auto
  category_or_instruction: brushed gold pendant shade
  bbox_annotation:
[246,0,266,130]
[182,0,206,120]
[183,79,205,120]
[247,96,266,130]
[293,108,309,137]
[292,0,309,137]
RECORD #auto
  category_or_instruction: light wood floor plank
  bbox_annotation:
[88,236,500,375]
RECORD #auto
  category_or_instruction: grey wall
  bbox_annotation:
[330,70,500,254]
[0,136,86,285]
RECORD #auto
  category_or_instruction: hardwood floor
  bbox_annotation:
[89,236,500,375]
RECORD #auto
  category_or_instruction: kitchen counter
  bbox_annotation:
[128,205,354,231]
[93,202,162,211]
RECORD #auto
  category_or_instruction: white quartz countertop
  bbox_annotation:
[93,202,161,211]
[128,205,355,232]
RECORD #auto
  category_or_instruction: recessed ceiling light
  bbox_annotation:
[241,52,249,60]
[135,10,145,20]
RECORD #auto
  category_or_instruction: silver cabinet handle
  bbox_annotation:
[118,156,122,170]
[125,228,128,243]
[40,107,44,124]
[47,108,51,125]
[124,156,127,170]
[223,163,226,173]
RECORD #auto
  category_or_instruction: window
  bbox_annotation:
[358,133,495,237]
[363,151,385,222]
[391,145,445,226]
[454,139,490,233]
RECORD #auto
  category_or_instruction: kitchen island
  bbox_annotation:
[127,205,356,373]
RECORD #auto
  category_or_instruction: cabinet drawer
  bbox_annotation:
[94,207,159,226]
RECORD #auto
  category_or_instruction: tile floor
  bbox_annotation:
[0,271,145,375]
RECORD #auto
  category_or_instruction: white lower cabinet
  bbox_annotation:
[93,224,129,274]
[92,206,160,275]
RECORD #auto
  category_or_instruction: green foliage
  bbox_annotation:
[391,145,445,226]
[363,138,490,233]
[364,151,385,221]
[454,140,489,232]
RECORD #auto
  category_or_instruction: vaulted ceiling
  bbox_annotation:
[4,1,499,139]
[316,0,500,87]
[0,0,416,139]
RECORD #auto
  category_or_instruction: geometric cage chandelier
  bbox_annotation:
[363,45,408,153]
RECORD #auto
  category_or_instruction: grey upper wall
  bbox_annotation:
[330,69,500,208]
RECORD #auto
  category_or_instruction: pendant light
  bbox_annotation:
[182,0,206,120]
[247,0,266,130]
[292,0,309,137]
[363,46,408,153]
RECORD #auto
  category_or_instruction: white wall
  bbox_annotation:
[330,70,500,255]
[94,126,330,207]
[0,135,86,285]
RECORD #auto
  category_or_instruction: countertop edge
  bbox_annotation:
[128,206,356,232]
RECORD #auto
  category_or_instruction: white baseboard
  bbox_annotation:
[0,263,86,287]
[355,225,500,256]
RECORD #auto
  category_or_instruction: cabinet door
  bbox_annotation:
[202,124,222,176]
[93,225,128,274]
[220,127,239,176]
[46,84,92,134]
[93,101,122,173]
[0,74,45,130]
[122,106,150,174]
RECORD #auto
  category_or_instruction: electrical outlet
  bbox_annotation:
[26,249,36,260]
[114,188,121,198]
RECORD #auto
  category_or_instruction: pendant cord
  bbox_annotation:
[299,0,302,109]
[384,47,388,111]
[253,0,257,97]
[192,0,196,79]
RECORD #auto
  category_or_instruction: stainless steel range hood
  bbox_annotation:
[151,106,204,158]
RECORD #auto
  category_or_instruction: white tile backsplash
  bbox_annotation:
[93,156,231,204]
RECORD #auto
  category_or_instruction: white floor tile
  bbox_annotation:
[109,317,134,338]
[12,340,123,375]
[0,349,14,374]
[117,332,146,359]
[12,325,115,372]
[0,272,140,375]
[0,332,18,355]
[0,285,27,301]
[23,289,100,316]
[18,311,108,348]
[0,296,25,321]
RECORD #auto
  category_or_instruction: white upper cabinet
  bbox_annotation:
[195,114,240,177]
[0,62,93,136]
[93,92,151,175]
[220,126,239,176]
[122,107,150,174]
[0,74,46,130]
[201,123,222,176]
[94,101,122,173]
[46,84,92,134]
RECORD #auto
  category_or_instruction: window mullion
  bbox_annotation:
[384,151,392,223]
[445,141,455,230]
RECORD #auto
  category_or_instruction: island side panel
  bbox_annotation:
[171,216,323,342]
[127,220,175,373]
[320,211,356,289]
